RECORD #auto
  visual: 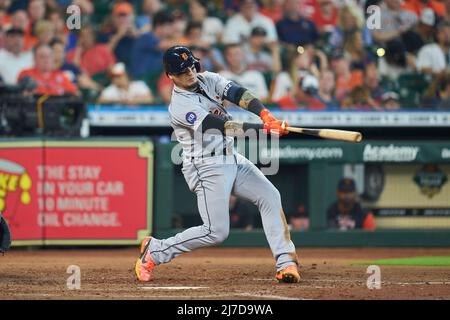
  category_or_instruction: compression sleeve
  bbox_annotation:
[200,114,264,136]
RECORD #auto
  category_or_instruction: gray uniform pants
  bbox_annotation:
[149,152,298,271]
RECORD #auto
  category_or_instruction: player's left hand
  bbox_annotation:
[263,120,289,136]
[0,216,11,254]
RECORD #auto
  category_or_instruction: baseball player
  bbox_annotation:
[0,213,11,255]
[135,46,300,283]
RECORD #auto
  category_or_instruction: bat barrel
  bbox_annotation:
[286,127,363,143]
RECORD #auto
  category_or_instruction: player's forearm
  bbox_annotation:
[224,120,263,136]
[200,114,262,137]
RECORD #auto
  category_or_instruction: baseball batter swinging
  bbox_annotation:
[135,46,300,283]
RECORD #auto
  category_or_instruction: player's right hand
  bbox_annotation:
[263,120,289,136]
[260,109,277,124]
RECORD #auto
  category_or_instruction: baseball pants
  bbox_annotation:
[148,152,298,271]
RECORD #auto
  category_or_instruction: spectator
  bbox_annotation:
[222,0,278,44]
[190,46,225,73]
[51,38,101,93]
[9,10,35,50]
[416,21,450,75]
[7,0,27,12]
[422,71,450,108]
[17,44,78,96]
[371,0,418,45]
[0,27,33,85]
[0,0,11,27]
[341,85,380,110]
[27,0,46,30]
[311,0,338,34]
[130,10,176,79]
[259,0,284,23]
[329,4,372,51]
[381,91,401,110]
[445,0,450,22]
[182,21,225,72]
[343,30,376,70]
[317,69,339,109]
[34,20,56,46]
[414,8,437,45]
[276,74,326,110]
[67,25,116,77]
[157,70,174,104]
[363,62,385,105]
[271,46,326,102]
[220,43,269,101]
[171,9,189,45]
[327,178,376,231]
[229,195,258,230]
[136,0,165,33]
[276,0,319,47]
[99,2,139,69]
[47,9,69,44]
[402,0,445,18]
[71,0,94,15]
[189,0,224,45]
[289,204,309,231]
[378,38,416,80]
[243,26,281,73]
[98,62,153,105]
[331,51,363,102]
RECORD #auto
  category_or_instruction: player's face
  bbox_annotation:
[169,65,198,91]
[337,191,356,207]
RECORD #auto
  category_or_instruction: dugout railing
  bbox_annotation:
[153,139,450,247]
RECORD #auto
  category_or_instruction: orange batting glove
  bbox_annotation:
[263,120,289,136]
[260,109,277,124]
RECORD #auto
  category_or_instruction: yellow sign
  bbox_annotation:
[0,159,32,212]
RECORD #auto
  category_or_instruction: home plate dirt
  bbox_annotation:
[0,248,449,300]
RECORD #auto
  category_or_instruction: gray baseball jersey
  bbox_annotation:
[148,71,298,271]
[168,71,235,158]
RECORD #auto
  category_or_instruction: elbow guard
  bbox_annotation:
[223,82,246,105]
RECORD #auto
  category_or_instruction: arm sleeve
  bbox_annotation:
[203,71,246,105]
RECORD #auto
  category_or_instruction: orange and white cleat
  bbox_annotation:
[276,265,301,283]
[135,236,156,282]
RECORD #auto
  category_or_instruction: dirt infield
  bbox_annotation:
[0,247,449,300]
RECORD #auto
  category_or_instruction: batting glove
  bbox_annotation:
[263,120,289,136]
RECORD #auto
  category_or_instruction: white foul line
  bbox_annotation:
[139,286,209,290]
[235,292,312,300]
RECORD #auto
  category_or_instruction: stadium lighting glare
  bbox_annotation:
[377,48,385,57]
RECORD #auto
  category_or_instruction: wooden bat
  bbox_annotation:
[285,126,363,143]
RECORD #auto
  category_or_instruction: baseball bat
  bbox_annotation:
[285,126,363,143]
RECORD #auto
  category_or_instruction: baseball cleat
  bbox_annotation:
[135,236,156,282]
[276,265,301,283]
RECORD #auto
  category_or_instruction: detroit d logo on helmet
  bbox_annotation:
[181,53,189,61]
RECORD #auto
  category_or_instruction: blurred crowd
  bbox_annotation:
[1,0,450,109]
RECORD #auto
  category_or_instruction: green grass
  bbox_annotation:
[353,256,450,267]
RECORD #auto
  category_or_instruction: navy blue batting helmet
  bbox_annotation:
[163,46,201,75]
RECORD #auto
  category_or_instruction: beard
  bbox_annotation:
[185,79,199,91]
